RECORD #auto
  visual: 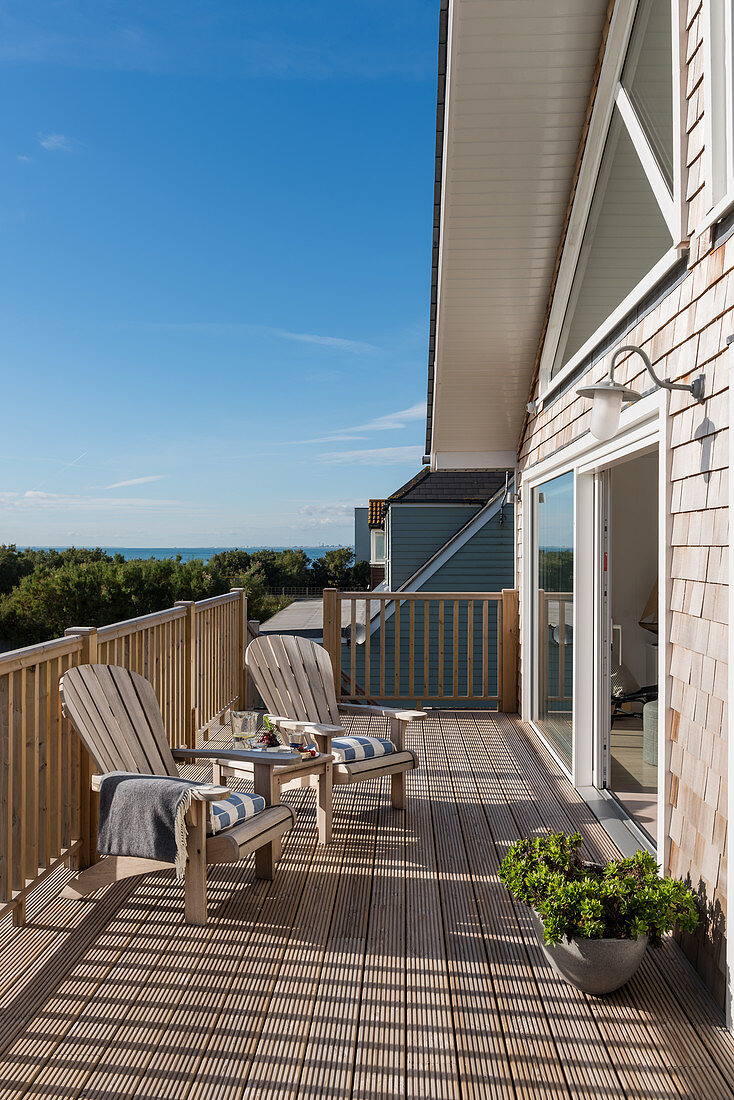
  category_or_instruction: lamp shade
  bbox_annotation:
[589,387,623,441]
[577,377,642,441]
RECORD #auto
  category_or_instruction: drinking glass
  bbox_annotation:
[230,710,259,749]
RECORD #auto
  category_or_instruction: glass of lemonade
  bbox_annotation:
[230,710,259,749]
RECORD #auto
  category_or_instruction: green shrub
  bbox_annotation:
[499,831,699,946]
[0,557,229,648]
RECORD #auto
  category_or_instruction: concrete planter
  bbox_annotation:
[529,908,648,995]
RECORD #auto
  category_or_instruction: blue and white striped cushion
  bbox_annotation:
[208,792,266,834]
[330,735,395,764]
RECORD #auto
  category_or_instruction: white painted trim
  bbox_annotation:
[540,246,682,406]
[696,188,734,238]
[615,84,677,236]
[703,0,734,216]
[574,471,595,785]
[538,0,685,397]
[671,0,689,247]
[428,0,455,466]
[727,333,734,1030]
[657,391,672,865]
[431,450,518,471]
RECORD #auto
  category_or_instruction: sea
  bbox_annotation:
[28,546,345,563]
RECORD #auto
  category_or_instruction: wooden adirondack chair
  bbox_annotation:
[245,635,424,809]
[59,664,298,923]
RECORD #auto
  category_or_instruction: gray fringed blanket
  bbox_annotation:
[97,772,208,879]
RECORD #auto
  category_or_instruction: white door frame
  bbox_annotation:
[520,389,667,856]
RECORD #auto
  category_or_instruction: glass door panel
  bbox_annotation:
[533,471,574,768]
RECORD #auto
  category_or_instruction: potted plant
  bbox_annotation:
[499,831,699,995]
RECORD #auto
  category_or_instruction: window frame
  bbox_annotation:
[703,0,734,224]
[538,0,686,403]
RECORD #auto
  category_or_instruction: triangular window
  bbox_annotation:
[547,0,676,381]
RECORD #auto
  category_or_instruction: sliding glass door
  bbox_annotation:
[533,471,574,769]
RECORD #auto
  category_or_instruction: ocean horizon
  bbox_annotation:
[26,545,348,564]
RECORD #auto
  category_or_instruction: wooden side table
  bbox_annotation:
[213,752,333,855]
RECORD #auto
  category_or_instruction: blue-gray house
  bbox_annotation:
[346,468,515,705]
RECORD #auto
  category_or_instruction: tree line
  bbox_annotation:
[0,545,370,649]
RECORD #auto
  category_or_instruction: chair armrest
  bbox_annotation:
[338,703,426,722]
[265,716,343,735]
[265,715,342,756]
[91,773,231,802]
[171,747,302,766]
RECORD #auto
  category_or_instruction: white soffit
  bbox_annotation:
[431,0,610,457]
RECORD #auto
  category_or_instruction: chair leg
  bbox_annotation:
[184,801,207,925]
[253,762,282,862]
[255,840,276,880]
[317,762,333,844]
[391,770,406,810]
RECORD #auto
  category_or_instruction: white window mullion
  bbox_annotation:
[615,83,678,240]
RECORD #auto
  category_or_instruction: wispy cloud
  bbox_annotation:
[16,154,33,163]
[316,445,423,467]
[273,328,377,353]
[106,474,165,490]
[38,132,74,152]
[146,321,378,353]
[0,490,187,514]
[286,402,426,446]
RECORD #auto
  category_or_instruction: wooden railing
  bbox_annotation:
[323,589,518,711]
[0,589,249,927]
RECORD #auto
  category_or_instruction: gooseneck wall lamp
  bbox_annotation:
[577,344,705,441]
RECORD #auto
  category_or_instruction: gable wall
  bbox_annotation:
[387,504,480,588]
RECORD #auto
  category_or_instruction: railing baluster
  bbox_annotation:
[50,657,61,860]
[467,600,474,699]
[12,669,25,921]
[453,600,459,699]
[438,600,445,699]
[424,599,430,700]
[394,599,401,697]
[0,672,12,903]
[380,600,386,698]
[409,600,415,699]
[365,598,371,697]
[483,600,489,699]
[351,598,357,700]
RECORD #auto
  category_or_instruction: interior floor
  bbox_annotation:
[609,713,657,840]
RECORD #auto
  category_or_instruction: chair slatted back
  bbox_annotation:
[60,664,177,777]
[246,635,341,726]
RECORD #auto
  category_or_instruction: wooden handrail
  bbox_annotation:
[97,604,187,641]
[0,634,84,675]
[193,591,241,611]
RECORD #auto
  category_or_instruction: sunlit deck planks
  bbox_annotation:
[1,711,734,1100]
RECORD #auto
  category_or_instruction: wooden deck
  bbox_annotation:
[1,711,734,1100]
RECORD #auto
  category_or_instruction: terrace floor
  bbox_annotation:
[1,711,734,1100]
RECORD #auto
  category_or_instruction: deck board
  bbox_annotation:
[1,712,734,1100]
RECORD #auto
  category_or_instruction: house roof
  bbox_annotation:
[387,468,508,505]
[368,499,387,528]
[426,0,610,460]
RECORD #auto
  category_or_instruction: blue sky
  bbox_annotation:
[1,1,438,547]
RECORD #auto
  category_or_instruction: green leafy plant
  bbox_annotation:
[499,831,699,946]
